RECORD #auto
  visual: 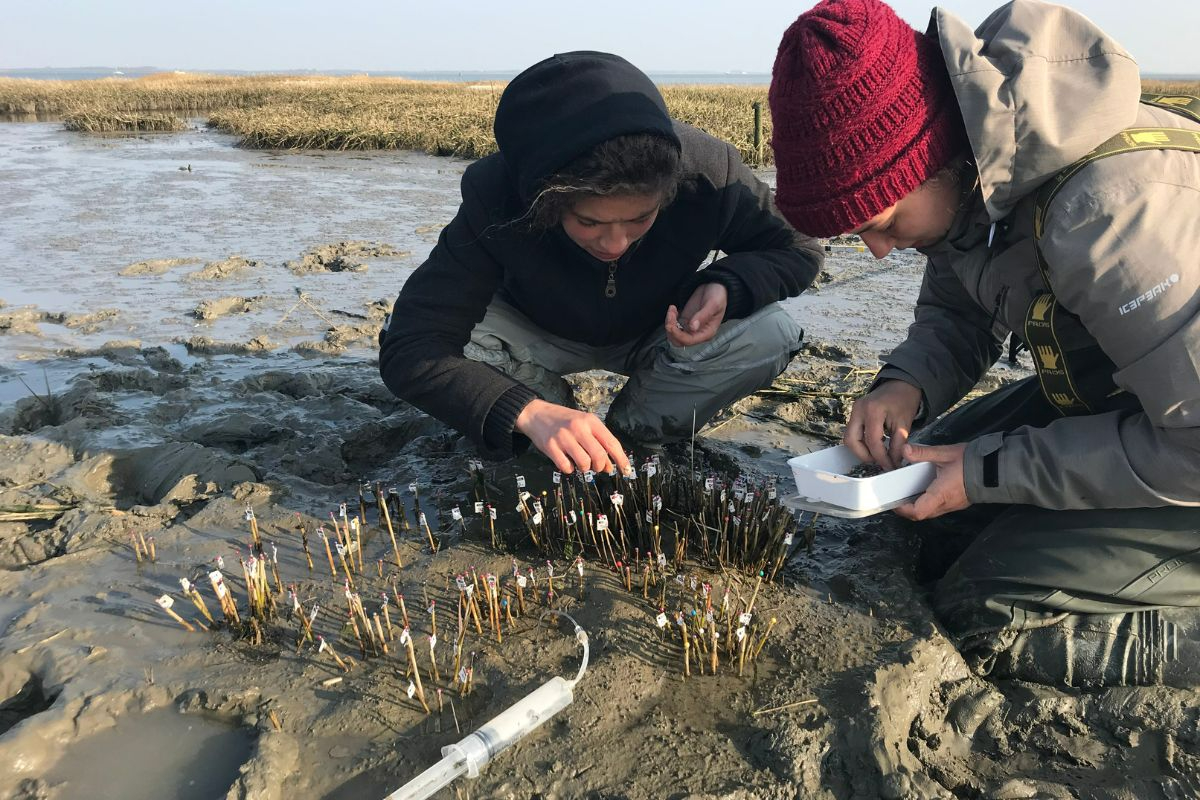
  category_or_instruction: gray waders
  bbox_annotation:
[463,298,803,444]
[917,378,1200,688]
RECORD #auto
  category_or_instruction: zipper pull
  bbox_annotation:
[604,262,617,298]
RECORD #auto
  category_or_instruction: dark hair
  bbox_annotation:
[524,133,682,230]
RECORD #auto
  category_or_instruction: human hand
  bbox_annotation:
[514,399,631,475]
[843,380,923,469]
[893,443,970,521]
[666,282,727,347]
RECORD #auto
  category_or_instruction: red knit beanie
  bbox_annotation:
[768,0,967,237]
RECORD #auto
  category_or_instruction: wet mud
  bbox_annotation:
[0,120,1194,800]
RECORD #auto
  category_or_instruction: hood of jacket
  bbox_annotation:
[492,51,682,204]
[931,0,1141,221]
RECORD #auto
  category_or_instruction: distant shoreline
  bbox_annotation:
[0,67,780,85]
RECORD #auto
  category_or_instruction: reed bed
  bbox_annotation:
[2,73,1195,166]
[62,110,186,132]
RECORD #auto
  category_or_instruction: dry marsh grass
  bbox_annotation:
[62,111,186,132]
[2,73,1196,166]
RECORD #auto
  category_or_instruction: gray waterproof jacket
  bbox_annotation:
[877,0,1200,509]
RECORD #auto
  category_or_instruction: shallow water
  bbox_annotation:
[41,708,254,800]
[0,122,466,395]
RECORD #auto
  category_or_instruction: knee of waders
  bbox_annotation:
[968,608,1200,690]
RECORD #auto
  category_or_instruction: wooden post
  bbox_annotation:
[752,101,763,164]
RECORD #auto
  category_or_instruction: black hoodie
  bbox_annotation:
[379,52,823,457]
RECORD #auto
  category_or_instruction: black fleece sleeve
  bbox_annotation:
[677,142,824,317]
[378,172,534,458]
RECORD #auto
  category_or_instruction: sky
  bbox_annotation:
[2,0,1196,76]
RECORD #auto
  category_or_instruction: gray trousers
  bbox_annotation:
[918,378,1200,685]
[463,299,803,442]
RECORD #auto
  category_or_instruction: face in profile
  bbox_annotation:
[560,194,661,262]
[850,172,962,258]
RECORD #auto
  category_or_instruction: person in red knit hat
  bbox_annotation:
[770,0,1200,689]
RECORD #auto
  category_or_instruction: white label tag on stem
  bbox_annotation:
[784,533,794,546]
[451,507,462,521]
[655,612,668,629]
[576,560,584,576]
[584,470,595,483]
[517,575,528,588]
[596,515,608,531]
[516,475,526,489]
[646,464,657,478]
[407,681,416,699]
[657,553,667,568]
[739,612,752,626]
[429,634,437,651]
[408,483,418,494]
[399,627,411,645]
[610,492,623,507]
[532,512,543,526]
[489,507,497,520]
[418,512,428,528]
[156,594,174,609]
[455,576,468,591]
[458,667,469,684]
[736,626,747,642]
[552,471,561,484]
[474,501,484,514]
[704,477,714,492]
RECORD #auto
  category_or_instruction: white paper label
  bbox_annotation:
[655,612,668,629]
[646,464,657,478]
[576,560,584,576]
[552,471,561,484]
[179,578,191,593]
[407,681,416,699]
[517,575,528,588]
[768,485,777,500]
[458,667,469,684]
[596,515,609,531]
[516,475,526,488]
[533,501,543,515]
[653,495,662,511]
[451,507,462,521]
[739,612,752,626]
[429,635,437,651]
[532,512,543,525]
[408,483,418,494]
[519,490,531,502]
[610,492,623,506]
[418,512,428,527]
[568,510,577,524]
[489,507,497,520]
[455,576,468,591]
[784,533,794,546]
[427,602,436,614]
[704,477,714,491]
[584,470,595,483]
[474,501,484,514]
[623,466,636,480]
[243,508,254,521]
[399,627,411,645]
[657,553,667,568]
[464,584,474,598]
[736,626,747,642]
[645,510,653,523]
[339,503,347,518]
[156,594,174,609]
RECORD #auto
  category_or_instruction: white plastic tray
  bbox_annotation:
[786,445,935,516]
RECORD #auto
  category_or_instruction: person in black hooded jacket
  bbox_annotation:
[379,52,823,475]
